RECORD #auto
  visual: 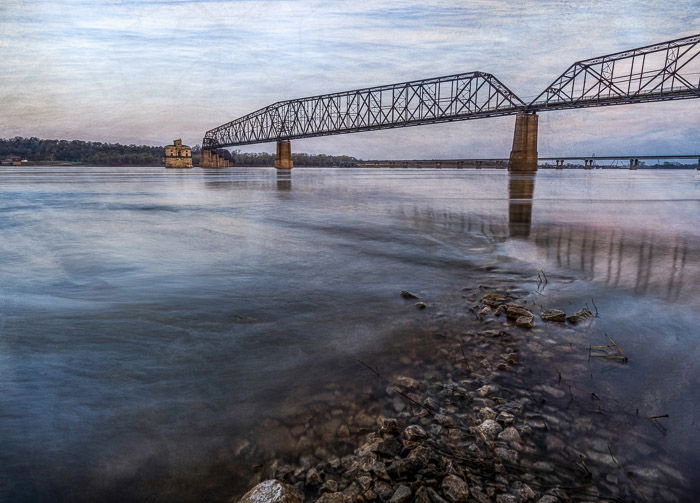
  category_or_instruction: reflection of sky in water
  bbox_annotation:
[0,166,698,501]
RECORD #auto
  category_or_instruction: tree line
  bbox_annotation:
[1,137,360,167]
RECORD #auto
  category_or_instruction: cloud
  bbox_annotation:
[1,0,699,156]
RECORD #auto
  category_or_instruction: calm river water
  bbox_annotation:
[0,167,698,501]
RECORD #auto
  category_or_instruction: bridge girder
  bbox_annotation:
[203,72,525,149]
[530,33,700,110]
[202,34,700,150]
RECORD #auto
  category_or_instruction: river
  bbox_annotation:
[0,166,698,501]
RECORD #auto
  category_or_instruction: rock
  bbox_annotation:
[320,480,339,493]
[540,309,566,322]
[238,480,302,503]
[478,407,497,420]
[506,306,534,320]
[477,306,492,317]
[415,486,447,503]
[416,302,427,309]
[566,308,593,324]
[389,485,412,503]
[481,293,512,308]
[400,290,419,299]
[394,376,420,389]
[477,419,503,440]
[519,484,536,501]
[498,426,521,444]
[536,497,558,503]
[515,316,535,329]
[494,447,518,464]
[378,417,401,436]
[306,467,322,486]
[495,411,515,425]
[441,474,470,502]
[374,481,393,500]
[496,495,517,503]
[404,424,428,441]
[477,384,498,397]
[315,492,346,503]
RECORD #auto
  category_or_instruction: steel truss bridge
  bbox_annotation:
[203,33,700,150]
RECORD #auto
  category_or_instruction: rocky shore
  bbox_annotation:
[231,282,688,503]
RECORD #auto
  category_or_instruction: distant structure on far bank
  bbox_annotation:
[164,139,192,169]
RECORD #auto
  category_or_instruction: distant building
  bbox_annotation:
[2,156,22,166]
[164,139,193,169]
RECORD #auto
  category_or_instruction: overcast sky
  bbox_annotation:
[1,0,699,159]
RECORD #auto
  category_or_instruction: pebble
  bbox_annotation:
[441,474,470,502]
[477,419,503,440]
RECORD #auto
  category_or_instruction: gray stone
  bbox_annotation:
[540,309,566,322]
[515,315,535,329]
[506,306,534,320]
[315,493,346,503]
[566,308,593,324]
[498,426,522,444]
[477,419,503,440]
[404,424,428,441]
[389,485,412,503]
[477,384,498,397]
[238,480,302,503]
[441,474,470,502]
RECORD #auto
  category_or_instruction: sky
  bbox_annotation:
[1,0,699,159]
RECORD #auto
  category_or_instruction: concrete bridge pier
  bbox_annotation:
[697,159,700,170]
[275,140,293,169]
[629,159,639,170]
[555,159,565,169]
[584,160,593,169]
[508,112,539,172]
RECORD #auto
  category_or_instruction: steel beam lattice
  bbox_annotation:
[203,72,525,149]
[530,33,700,110]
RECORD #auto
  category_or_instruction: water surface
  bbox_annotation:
[0,166,698,501]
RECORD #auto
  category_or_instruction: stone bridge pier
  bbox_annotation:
[508,112,538,172]
[275,140,293,169]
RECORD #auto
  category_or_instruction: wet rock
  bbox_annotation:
[416,302,428,309]
[536,497,558,503]
[238,479,302,503]
[515,316,535,329]
[389,485,412,503]
[374,481,393,500]
[495,411,515,425]
[415,486,448,503]
[478,407,497,420]
[498,426,522,444]
[477,384,498,397]
[315,492,346,503]
[519,484,536,501]
[477,419,503,440]
[400,290,419,299]
[441,474,470,502]
[494,447,518,464]
[306,467,322,486]
[404,424,428,441]
[540,309,566,322]
[320,480,339,493]
[566,308,593,324]
[506,306,534,320]
[477,305,492,317]
[496,495,517,503]
[481,293,512,308]
[378,417,401,436]
[394,376,420,389]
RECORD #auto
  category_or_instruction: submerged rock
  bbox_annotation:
[540,309,566,322]
[477,419,503,440]
[400,290,419,299]
[416,302,427,309]
[506,306,534,320]
[566,308,594,324]
[404,424,428,441]
[515,316,535,329]
[238,480,302,503]
[389,485,412,503]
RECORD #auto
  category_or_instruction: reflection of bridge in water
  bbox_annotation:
[393,174,697,303]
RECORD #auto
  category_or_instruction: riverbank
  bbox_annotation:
[233,279,689,503]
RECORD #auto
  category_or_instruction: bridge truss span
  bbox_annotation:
[530,33,700,110]
[203,72,525,149]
